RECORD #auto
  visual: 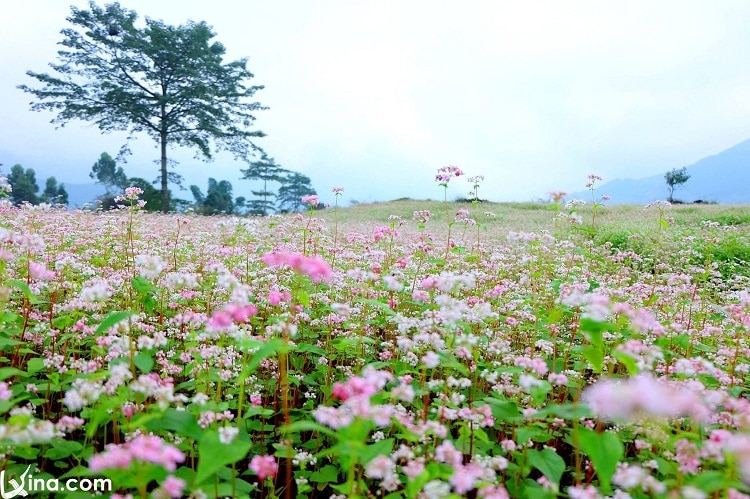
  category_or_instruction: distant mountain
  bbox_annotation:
[63,183,107,209]
[570,139,750,204]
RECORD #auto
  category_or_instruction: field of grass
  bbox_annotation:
[1,190,750,498]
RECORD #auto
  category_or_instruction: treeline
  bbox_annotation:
[0,164,68,206]
[3,152,320,215]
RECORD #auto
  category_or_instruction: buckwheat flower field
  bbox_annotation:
[2,181,750,498]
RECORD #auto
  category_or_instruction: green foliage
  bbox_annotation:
[7,164,39,205]
[19,2,266,212]
[127,178,166,212]
[190,178,235,215]
[90,152,127,194]
[241,152,289,215]
[664,166,690,202]
[276,172,317,212]
[577,428,624,493]
[40,176,68,205]
[706,210,750,226]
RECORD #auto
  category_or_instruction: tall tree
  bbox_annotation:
[8,165,40,205]
[276,172,317,212]
[664,167,690,203]
[90,152,128,194]
[19,2,266,212]
[241,152,288,215]
[41,177,69,205]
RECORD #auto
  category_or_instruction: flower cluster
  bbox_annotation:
[89,434,185,472]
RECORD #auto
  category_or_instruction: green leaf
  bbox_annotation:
[0,367,23,380]
[361,438,394,466]
[577,428,623,493]
[527,448,565,485]
[484,397,522,422]
[95,311,134,335]
[308,464,339,483]
[131,276,154,294]
[7,279,41,304]
[43,440,83,460]
[142,408,203,441]
[195,430,252,485]
[241,338,287,372]
[26,357,46,374]
[688,471,734,493]
[0,336,22,348]
[284,420,336,438]
[133,353,153,373]
[532,403,593,420]
[582,345,604,373]
[612,350,638,375]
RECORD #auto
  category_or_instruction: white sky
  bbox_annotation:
[2,1,750,205]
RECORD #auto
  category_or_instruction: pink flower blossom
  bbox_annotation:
[89,435,184,473]
[435,165,465,184]
[301,195,319,206]
[249,455,278,481]
[450,463,484,494]
[29,261,55,281]
[0,382,10,400]
[262,251,333,283]
[155,476,186,499]
[582,374,711,422]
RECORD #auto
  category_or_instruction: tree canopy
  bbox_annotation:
[90,152,128,194]
[241,152,289,215]
[190,178,235,215]
[664,167,690,203]
[41,177,69,205]
[276,172,317,212]
[8,165,40,205]
[19,1,266,212]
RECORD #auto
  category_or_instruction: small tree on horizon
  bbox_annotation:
[664,167,690,203]
[190,178,235,215]
[90,152,128,194]
[41,177,69,205]
[8,164,40,205]
[276,172,317,212]
[241,152,289,215]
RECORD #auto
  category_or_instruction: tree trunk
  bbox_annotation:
[160,130,168,212]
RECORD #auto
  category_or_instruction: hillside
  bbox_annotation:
[571,139,750,204]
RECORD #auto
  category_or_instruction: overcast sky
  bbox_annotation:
[2,1,750,205]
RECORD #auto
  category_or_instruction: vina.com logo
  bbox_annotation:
[0,466,112,498]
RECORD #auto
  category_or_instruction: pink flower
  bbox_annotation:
[435,440,462,467]
[156,476,186,499]
[249,455,278,481]
[268,290,284,306]
[582,374,711,422]
[29,261,55,281]
[0,382,10,400]
[450,463,484,494]
[478,485,511,499]
[225,303,258,322]
[262,251,333,283]
[331,376,378,401]
[207,310,233,330]
[332,187,344,194]
[301,195,319,206]
[89,435,184,473]
[435,165,465,184]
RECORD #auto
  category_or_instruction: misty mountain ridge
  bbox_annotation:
[570,139,750,204]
